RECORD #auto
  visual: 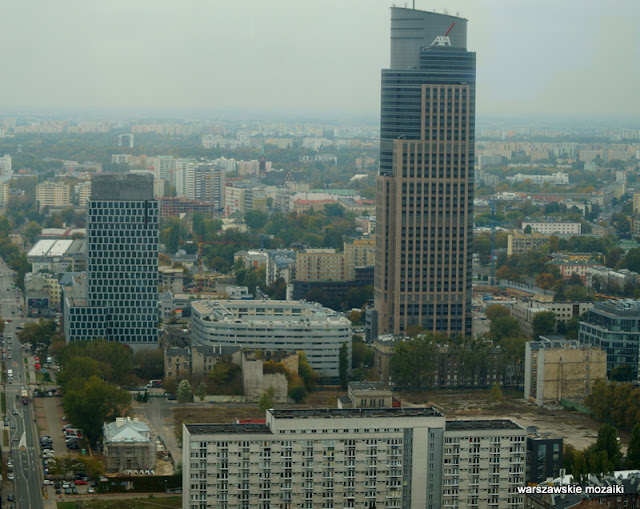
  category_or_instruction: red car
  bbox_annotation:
[74,480,87,485]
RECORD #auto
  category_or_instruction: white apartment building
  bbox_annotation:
[0,154,12,181]
[521,222,581,235]
[182,409,526,509]
[505,172,569,185]
[190,300,351,378]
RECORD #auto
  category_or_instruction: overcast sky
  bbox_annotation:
[1,0,638,119]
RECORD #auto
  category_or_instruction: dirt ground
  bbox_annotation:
[399,388,625,452]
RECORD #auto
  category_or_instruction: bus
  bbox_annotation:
[21,389,28,405]
[7,369,12,380]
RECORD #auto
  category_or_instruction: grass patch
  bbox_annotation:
[36,372,52,383]
[3,430,8,448]
[1,391,5,413]
[57,496,182,509]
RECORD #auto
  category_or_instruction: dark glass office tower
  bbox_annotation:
[87,174,159,346]
[375,8,475,337]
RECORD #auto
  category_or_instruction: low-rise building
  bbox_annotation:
[521,222,581,235]
[190,300,351,379]
[524,338,607,406]
[507,232,550,255]
[511,301,594,335]
[103,417,155,474]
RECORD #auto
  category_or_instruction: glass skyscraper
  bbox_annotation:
[86,173,159,345]
[375,7,476,337]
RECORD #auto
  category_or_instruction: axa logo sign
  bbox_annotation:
[431,22,455,47]
[431,35,451,46]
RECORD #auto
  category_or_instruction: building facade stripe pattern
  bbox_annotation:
[375,7,475,337]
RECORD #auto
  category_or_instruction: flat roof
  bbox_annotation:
[186,423,270,435]
[270,408,442,419]
[446,419,523,431]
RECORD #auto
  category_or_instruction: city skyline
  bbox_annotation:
[0,0,638,118]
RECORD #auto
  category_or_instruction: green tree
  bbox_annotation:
[490,383,503,401]
[23,220,43,244]
[610,365,636,382]
[288,385,307,403]
[244,210,269,230]
[297,352,318,391]
[339,343,349,389]
[177,379,193,403]
[133,348,165,381]
[195,383,207,402]
[489,316,522,342]
[591,424,622,471]
[62,376,132,447]
[259,386,276,411]
[57,357,107,393]
[389,335,438,389]
[532,311,556,339]
[626,422,640,469]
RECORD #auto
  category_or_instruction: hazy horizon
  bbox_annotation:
[1,0,638,118]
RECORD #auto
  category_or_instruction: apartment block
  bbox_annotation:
[521,222,581,235]
[36,181,71,211]
[296,249,346,282]
[182,409,526,509]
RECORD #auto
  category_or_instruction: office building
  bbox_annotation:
[190,300,351,378]
[375,8,475,337]
[64,174,158,347]
[579,299,640,379]
[525,432,563,484]
[0,154,12,181]
[182,409,526,509]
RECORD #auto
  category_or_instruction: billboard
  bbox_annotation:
[27,297,49,308]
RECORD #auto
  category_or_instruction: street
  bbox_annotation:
[0,258,44,509]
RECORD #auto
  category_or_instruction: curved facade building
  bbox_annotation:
[190,300,351,378]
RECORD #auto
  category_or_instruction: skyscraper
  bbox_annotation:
[375,8,475,337]
[86,173,158,346]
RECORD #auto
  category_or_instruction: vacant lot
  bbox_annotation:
[57,496,182,509]
[399,388,621,451]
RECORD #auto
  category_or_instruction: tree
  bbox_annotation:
[532,311,556,339]
[176,379,193,403]
[288,385,307,403]
[610,365,636,382]
[536,273,557,292]
[195,384,207,402]
[62,376,131,447]
[389,335,438,389]
[259,386,276,411]
[627,422,640,469]
[591,424,622,471]
[133,348,164,381]
[490,383,503,401]
[489,317,522,342]
[244,210,268,230]
[297,352,318,391]
[485,304,510,322]
[339,343,349,389]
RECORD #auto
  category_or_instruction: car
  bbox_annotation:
[87,487,95,494]
[72,487,78,495]
[3,417,8,425]
[55,488,61,495]
[67,441,79,450]
[7,494,14,501]
[7,473,13,480]
[64,488,71,495]
[43,479,54,486]
[74,480,87,485]
[11,410,16,415]
[10,423,15,429]
[11,437,17,441]
[7,460,12,468]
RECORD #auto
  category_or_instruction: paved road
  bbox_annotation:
[0,259,44,509]
[135,397,181,466]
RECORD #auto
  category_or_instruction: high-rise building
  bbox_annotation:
[64,174,158,347]
[375,8,475,337]
[87,174,158,346]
